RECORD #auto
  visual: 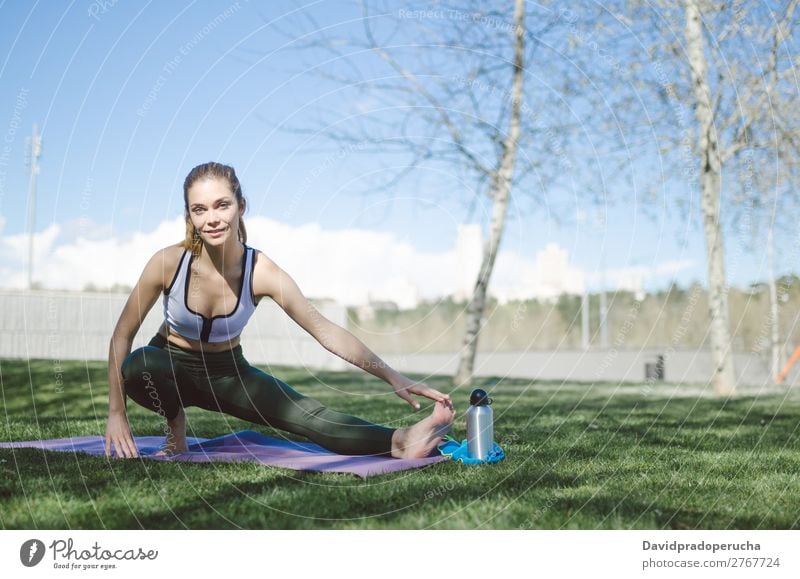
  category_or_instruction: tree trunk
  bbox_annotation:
[453,0,525,388]
[767,224,781,380]
[684,0,736,395]
[581,291,590,350]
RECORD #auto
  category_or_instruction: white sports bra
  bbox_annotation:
[163,244,258,343]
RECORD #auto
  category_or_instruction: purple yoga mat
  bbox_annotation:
[0,430,448,478]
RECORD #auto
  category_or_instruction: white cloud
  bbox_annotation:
[0,216,185,290]
[584,259,697,294]
[491,242,586,303]
[0,215,696,306]
[245,216,457,306]
[57,216,114,244]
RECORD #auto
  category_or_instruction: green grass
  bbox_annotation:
[1,358,799,529]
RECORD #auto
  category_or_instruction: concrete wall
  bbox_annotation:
[380,349,791,387]
[1,289,794,387]
[0,289,348,370]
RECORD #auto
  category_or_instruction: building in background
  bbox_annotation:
[453,223,483,303]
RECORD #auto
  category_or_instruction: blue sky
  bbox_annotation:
[0,0,787,304]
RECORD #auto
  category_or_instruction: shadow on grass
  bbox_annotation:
[3,358,800,529]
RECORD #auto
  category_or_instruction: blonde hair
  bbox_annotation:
[182,162,248,256]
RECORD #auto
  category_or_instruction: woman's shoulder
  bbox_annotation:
[248,246,282,301]
[151,243,188,284]
[132,243,187,294]
[248,246,279,272]
[157,243,188,264]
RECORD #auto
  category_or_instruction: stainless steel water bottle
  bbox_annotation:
[466,388,494,460]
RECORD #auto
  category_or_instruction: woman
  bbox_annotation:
[105,162,455,460]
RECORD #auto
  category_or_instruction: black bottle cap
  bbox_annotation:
[470,388,492,406]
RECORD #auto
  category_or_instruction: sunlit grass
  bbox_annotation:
[1,357,799,529]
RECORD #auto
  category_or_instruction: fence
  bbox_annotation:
[0,289,348,370]
[375,350,788,388]
[0,290,793,387]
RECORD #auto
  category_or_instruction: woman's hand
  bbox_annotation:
[391,375,453,411]
[105,411,139,458]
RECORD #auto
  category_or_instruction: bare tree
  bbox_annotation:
[260,0,590,388]
[560,0,799,395]
[682,0,737,394]
[752,131,800,381]
[453,0,525,386]
[684,0,798,395]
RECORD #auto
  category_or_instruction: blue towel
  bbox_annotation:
[437,435,505,464]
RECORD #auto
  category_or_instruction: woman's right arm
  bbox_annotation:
[105,249,169,458]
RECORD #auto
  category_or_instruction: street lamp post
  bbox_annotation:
[25,123,41,291]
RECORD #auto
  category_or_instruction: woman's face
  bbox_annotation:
[186,178,244,245]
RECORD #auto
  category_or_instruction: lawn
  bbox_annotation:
[1,357,799,529]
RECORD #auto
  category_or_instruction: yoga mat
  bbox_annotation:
[0,430,448,478]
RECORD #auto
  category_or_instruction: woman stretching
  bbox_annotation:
[104,162,455,460]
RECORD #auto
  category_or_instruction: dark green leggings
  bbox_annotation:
[120,333,396,456]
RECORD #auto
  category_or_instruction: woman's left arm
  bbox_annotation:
[255,254,452,410]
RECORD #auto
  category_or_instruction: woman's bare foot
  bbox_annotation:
[391,401,456,459]
[153,407,188,456]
